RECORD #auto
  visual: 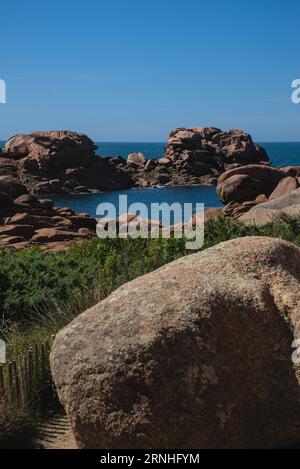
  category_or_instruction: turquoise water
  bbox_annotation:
[1,140,300,216]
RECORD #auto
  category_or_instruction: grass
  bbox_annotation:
[1,213,300,447]
[0,400,37,449]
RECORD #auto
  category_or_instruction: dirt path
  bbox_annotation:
[36,414,77,449]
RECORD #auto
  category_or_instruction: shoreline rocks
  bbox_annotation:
[51,237,300,449]
[239,189,300,225]
[0,128,270,195]
[1,131,134,196]
[121,128,269,189]
[216,165,300,219]
[0,188,97,251]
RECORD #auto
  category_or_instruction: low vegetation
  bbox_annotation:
[1,213,300,447]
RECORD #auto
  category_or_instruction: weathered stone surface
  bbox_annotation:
[123,127,270,189]
[268,177,298,201]
[0,189,98,250]
[0,176,27,199]
[166,128,269,164]
[216,165,292,217]
[239,188,300,225]
[255,188,300,210]
[240,205,300,226]
[127,153,146,167]
[51,237,300,449]
[217,174,265,204]
[1,131,135,195]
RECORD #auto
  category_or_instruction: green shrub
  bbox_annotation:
[1,216,300,323]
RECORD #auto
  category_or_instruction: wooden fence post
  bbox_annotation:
[41,343,46,376]
[0,336,53,405]
[8,362,13,399]
[24,355,28,398]
[0,364,5,396]
[35,344,39,378]
[28,349,33,397]
[13,361,20,403]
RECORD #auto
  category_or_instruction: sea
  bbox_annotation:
[1,141,300,217]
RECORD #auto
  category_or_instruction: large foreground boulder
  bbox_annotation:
[51,237,300,449]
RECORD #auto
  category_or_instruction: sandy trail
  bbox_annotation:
[36,414,77,449]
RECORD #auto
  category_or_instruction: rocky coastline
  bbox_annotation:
[0,127,269,196]
[216,163,300,221]
[0,127,299,250]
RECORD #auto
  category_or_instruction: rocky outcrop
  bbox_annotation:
[120,128,270,189]
[0,128,270,194]
[166,127,268,164]
[51,237,300,449]
[0,183,97,250]
[217,165,300,218]
[1,131,134,195]
[240,188,300,225]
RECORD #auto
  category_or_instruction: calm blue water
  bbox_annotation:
[1,140,300,215]
[52,186,223,221]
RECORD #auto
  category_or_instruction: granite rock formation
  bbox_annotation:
[51,237,300,449]
[1,131,134,195]
[217,165,300,218]
[0,181,97,250]
[239,188,300,225]
[0,128,270,194]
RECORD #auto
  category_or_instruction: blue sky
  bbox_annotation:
[0,0,299,141]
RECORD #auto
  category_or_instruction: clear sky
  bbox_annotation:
[1,0,299,141]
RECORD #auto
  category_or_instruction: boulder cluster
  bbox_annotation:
[121,127,269,188]
[51,236,300,449]
[217,164,300,219]
[0,176,96,250]
[1,131,134,195]
[0,128,269,195]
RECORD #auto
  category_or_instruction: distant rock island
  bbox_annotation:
[0,128,269,195]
